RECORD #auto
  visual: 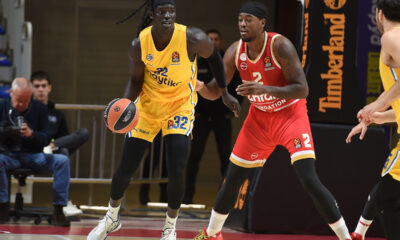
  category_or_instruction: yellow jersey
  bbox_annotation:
[138,23,198,120]
[380,33,400,181]
[128,23,197,142]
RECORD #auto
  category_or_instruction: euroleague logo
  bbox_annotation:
[324,0,346,10]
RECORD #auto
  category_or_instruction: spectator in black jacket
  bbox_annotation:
[0,78,70,226]
[183,29,243,204]
[31,71,89,156]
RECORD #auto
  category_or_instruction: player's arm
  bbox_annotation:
[197,41,239,100]
[236,35,308,99]
[187,27,240,117]
[359,32,400,122]
[123,38,145,101]
[269,35,308,99]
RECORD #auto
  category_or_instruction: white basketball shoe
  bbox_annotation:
[87,214,121,240]
[160,228,177,240]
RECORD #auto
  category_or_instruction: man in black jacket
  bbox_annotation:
[31,71,89,156]
[0,78,70,226]
[183,29,243,204]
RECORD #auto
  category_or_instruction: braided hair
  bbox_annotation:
[116,0,154,37]
[117,0,176,37]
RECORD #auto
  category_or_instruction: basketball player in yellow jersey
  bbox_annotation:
[346,1,400,239]
[87,1,240,240]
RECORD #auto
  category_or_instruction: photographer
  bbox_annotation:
[0,78,71,226]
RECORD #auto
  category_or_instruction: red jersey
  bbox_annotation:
[235,32,299,112]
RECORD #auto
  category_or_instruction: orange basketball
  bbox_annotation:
[104,98,139,133]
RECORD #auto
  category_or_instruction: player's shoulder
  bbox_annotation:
[271,34,291,49]
[226,41,240,56]
[271,34,297,59]
[381,29,400,48]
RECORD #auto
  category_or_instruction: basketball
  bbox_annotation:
[104,98,139,133]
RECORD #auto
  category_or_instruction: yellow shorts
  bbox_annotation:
[382,140,400,181]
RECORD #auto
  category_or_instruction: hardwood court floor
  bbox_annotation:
[0,216,386,240]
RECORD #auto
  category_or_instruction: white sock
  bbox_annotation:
[354,216,373,238]
[206,209,229,237]
[329,217,351,240]
[163,212,178,231]
[107,202,120,221]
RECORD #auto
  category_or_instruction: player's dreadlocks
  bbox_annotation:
[116,0,176,37]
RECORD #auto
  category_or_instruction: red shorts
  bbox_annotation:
[230,99,315,168]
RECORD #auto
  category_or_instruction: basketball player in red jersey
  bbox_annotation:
[194,2,351,240]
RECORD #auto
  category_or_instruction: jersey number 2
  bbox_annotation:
[252,72,262,84]
[302,133,312,148]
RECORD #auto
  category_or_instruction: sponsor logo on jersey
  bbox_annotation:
[240,53,247,61]
[294,138,302,149]
[250,98,288,112]
[146,54,154,61]
[172,51,180,63]
[148,71,182,87]
[240,62,248,70]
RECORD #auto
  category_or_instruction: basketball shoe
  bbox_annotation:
[160,228,176,240]
[350,232,363,240]
[193,228,223,240]
[87,214,121,240]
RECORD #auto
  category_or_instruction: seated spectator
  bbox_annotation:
[31,71,89,217]
[31,71,89,156]
[0,78,70,226]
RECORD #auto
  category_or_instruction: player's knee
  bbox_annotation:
[298,173,320,192]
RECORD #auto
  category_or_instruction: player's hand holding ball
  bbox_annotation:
[104,98,139,133]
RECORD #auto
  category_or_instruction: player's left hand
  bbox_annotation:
[236,81,267,96]
[221,90,241,118]
[345,120,370,143]
[357,101,388,122]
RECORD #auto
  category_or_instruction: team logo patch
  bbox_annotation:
[167,119,174,129]
[264,57,272,67]
[113,106,120,112]
[172,51,180,63]
[251,152,259,160]
[240,53,247,61]
[240,62,248,70]
[146,54,154,61]
[264,57,275,71]
[294,138,302,149]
